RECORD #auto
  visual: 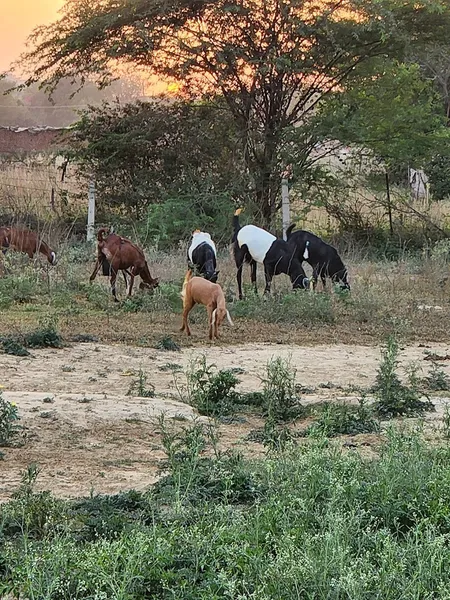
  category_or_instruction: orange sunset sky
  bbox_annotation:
[0,0,64,74]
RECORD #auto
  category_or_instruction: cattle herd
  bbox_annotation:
[0,209,349,340]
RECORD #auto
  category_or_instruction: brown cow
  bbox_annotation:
[0,226,57,265]
[90,228,159,301]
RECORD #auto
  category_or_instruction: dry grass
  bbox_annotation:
[0,241,449,347]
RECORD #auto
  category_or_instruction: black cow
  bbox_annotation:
[232,209,309,299]
[286,225,350,290]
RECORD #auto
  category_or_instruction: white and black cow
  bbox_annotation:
[286,224,350,291]
[232,209,309,299]
[187,230,219,283]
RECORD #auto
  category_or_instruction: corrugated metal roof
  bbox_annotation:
[0,126,72,133]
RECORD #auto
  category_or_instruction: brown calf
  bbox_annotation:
[180,270,233,340]
[89,228,159,301]
[0,226,57,265]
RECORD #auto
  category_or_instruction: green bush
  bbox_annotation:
[373,336,434,417]
[0,391,21,447]
[186,356,240,417]
[306,398,380,437]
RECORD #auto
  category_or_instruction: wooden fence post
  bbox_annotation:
[87,179,96,242]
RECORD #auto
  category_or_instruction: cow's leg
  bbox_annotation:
[263,263,275,295]
[180,299,195,336]
[234,247,246,300]
[89,258,102,282]
[250,260,258,295]
[110,271,119,302]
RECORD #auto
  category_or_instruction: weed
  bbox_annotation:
[186,356,240,417]
[1,336,30,356]
[262,356,303,422]
[61,365,75,372]
[155,336,181,352]
[306,398,380,437]
[373,335,434,417]
[127,369,155,398]
[24,316,63,349]
[0,390,21,446]
[443,403,450,439]
[424,361,450,391]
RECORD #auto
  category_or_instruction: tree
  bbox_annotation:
[16,0,450,225]
[68,99,249,244]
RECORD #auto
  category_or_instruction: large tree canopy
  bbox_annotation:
[16,0,450,224]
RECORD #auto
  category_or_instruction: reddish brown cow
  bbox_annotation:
[0,226,57,265]
[90,228,159,301]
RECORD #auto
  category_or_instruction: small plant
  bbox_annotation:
[424,361,450,391]
[443,403,450,439]
[1,336,30,356]
[24,317,63,349]
[155,336,181,352]
[127,369,155,398]
[158,362,183,372]
[373,335,434,417]
[0,390,21,446]
[262,356,303,422]
[306,398,380,437]
[186,356,240,417]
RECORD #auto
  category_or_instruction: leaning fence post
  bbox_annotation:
[281,172,291,241]
[87,179,96,242]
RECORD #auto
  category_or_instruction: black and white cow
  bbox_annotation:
[286,225,350,290]
[187,230,219,283]
[232,209,309,299]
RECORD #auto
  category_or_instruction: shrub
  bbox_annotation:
[306,398,380,437]
[0,391,21,447]
[262,356,303,422]
[23,317,63,349]
[373,335,434,417]
[186,356,240,417]
[154,336,181,351]
[424,361,450,392]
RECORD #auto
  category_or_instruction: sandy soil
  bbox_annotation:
[1,341,449,501]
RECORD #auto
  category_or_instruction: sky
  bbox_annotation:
[0,0,64,74]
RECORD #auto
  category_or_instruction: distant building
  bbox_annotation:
[0,126,71,155]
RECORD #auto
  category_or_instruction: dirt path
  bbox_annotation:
[1,341,449,500]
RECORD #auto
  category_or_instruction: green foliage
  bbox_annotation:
[69,100,247,230]
[424,362,450,392]
[0,273,39,308]
[262,356,303,423]
[0,391,21,447]
[373,336,434,417]
[321,60,450,170]
[307,398,380,437]
[24,317,63,349]
[1,337,30,357]
[8,431,450,598]
[186,356,240,417]
[425,154,450,200]
[126,369,155,398]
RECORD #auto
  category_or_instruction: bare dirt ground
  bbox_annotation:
[1,341,450,501]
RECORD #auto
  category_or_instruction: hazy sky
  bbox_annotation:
[0,0,64,74]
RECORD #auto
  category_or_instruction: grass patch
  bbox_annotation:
[233,291,335,324]
[5,430,450,598]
